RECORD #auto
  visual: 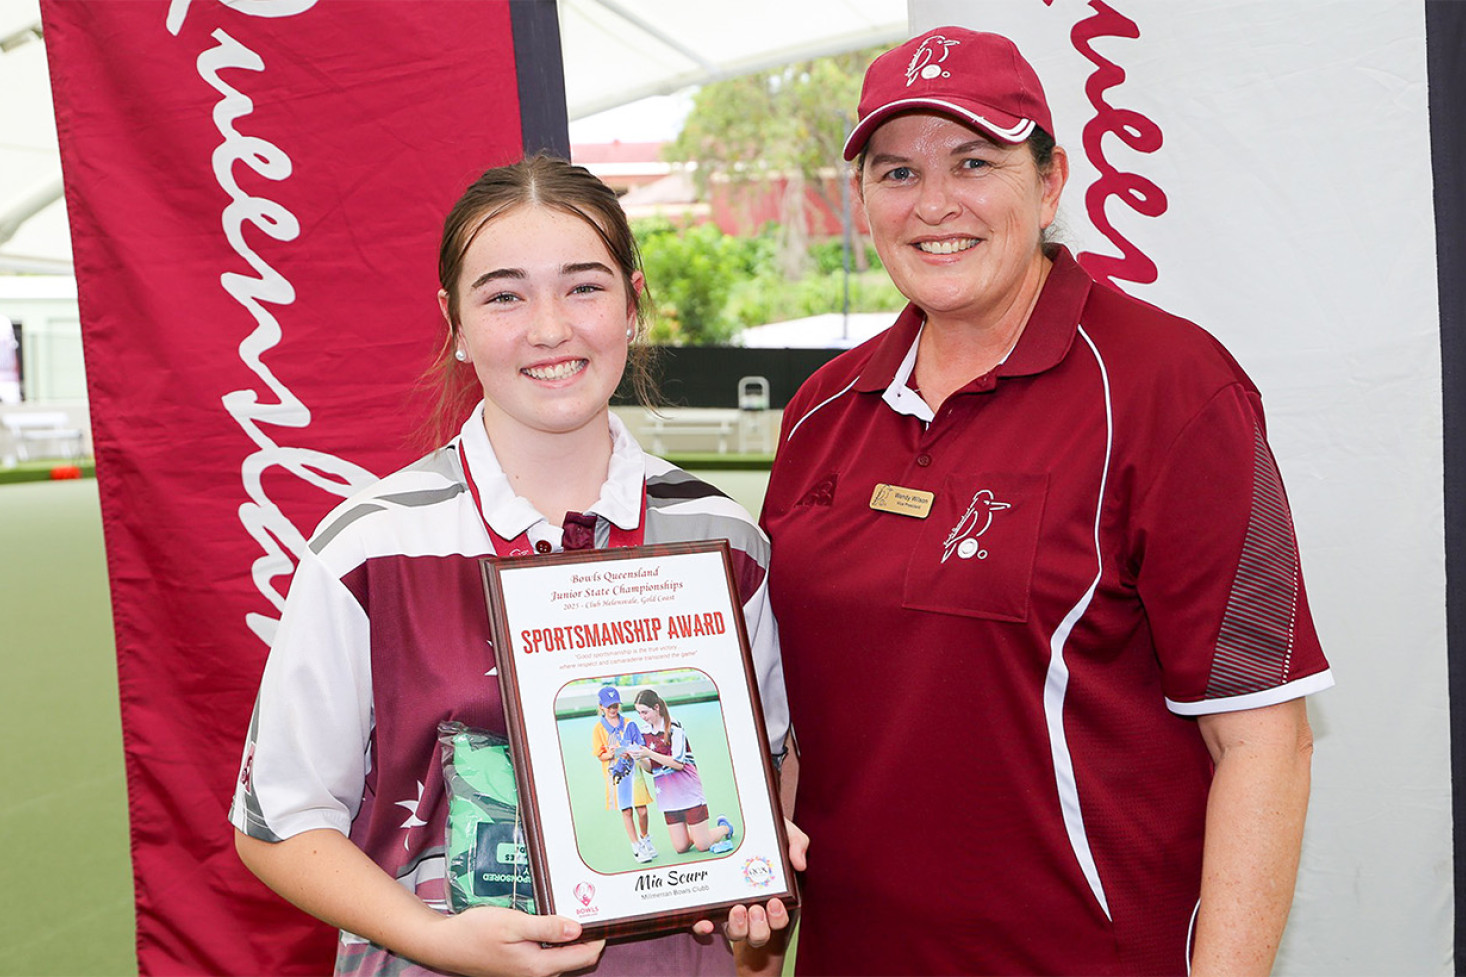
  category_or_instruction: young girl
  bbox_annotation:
[631,688,733,855]
[591,685,656,863]
[229,156,794,977]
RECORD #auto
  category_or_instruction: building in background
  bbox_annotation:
[574,139,866,238]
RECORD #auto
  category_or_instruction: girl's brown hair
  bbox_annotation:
[421,155,659,447]
[633,688,672,728]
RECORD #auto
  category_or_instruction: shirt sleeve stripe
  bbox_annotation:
[1205,421,1303,698]
[1168,669,1335,715]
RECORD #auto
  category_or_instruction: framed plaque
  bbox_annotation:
[480,540,798,940]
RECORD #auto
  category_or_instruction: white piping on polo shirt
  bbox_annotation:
[1185,898,1201,976]
[785,377,861,442]
[789,317,1118,917]
[1167,669,1335,716]
[1041,323,1114,921]
[879,322,1023,423]
[790,321,1034,437]
[874,318,1116,919]
[784,324,931,440]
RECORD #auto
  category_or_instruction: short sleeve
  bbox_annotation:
[229,543,374,841]
[670,723,694,765]
[739,567,790,760]
[1134,382,1333,714]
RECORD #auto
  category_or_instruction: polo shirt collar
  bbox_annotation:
[457,403,645,547]
[853,245,1092,397]
[882,327,934,422]
[854,303,925,395]
[1000,245,1090,378]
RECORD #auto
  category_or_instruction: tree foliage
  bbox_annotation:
[667,48,877,198]
[635,217,773,345]
[640,47,904,346]
[634,217,904,346]
[665,48,881,273]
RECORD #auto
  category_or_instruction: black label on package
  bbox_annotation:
[472,821,534,899]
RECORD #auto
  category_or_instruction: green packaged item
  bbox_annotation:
[437,722,536,914]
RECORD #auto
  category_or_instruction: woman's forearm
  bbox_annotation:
[1191,700,1313,976]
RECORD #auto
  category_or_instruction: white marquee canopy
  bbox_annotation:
[0,0,907,273]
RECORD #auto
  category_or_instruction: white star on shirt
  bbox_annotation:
[396,780,427,849]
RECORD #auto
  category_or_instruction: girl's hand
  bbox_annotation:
[419,907,605,977]
[235,829,601,977]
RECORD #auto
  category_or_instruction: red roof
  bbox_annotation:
[570,141,667,165]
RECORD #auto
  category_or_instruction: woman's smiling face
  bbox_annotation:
[442,204,640,444]
[859,111,1066,328]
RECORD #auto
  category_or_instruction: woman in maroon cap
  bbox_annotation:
[761,26,1332,977]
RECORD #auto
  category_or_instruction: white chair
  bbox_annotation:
[1,412,85,462]
[737,377,771,454]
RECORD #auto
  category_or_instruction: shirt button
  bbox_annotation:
[535,540,552,554]
[916,454,932,467]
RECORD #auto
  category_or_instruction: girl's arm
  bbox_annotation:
[636,723,690,771]
[632,745,683,770]
[592,722,614,762]
[235,828,603,977]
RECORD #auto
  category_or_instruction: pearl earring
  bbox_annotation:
[454,348,467,362]
[626,327,635,340]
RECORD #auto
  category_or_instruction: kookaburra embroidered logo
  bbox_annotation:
[942,489,1011,563]
[906,33,960,86]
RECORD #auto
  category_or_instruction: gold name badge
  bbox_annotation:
[869,483,935,519]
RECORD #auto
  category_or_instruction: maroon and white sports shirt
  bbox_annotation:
[231,405,787,976]
[762,247,1331,976]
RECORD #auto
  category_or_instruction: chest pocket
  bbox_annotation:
[902,472,1049,622]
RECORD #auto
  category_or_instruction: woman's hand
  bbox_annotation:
[692,818,809,945]
[783,818,809,873]
[696,898,792,946]
[417,907,605,977]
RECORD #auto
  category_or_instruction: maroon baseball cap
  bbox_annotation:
[843,27,1054,161]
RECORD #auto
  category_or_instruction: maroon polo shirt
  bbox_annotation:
[762,247,1331,976]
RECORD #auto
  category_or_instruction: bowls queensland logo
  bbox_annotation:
[742,855,774,889]
[573,880,599,918]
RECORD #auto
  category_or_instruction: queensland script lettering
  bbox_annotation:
[170,0,377,645]
[1044,0,1167,289]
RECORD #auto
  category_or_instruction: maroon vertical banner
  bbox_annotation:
[41,1,566,972]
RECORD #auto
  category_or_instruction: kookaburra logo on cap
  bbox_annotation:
[906,34,959,86]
